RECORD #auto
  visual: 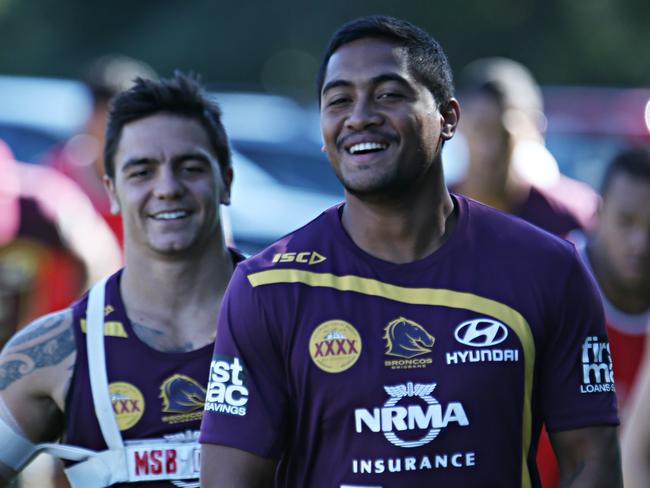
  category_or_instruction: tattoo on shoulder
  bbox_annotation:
[8,312,65,347]
[0,311,75,390]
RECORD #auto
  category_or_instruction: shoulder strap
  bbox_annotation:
[86,275,124,450]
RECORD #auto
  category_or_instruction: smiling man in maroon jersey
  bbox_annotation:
[0,73,241,488]
[200,15,622,488]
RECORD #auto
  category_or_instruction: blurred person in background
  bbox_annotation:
[454,57,599,237]
[582,147,649,488]
[0,138,121,349]
[538,146,650,486]
[0,72,240,487]
[575,146,650,410]
[43,55,158,245]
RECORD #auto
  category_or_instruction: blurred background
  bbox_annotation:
[1,0,649,253]
[2,4,649,486]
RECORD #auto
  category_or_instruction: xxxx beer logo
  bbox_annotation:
[309,320,362,373]
[109,381,145,431]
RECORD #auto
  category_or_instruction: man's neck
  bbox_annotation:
[118,239,234,349]
[341,175,456,264]
[587,242,650,314]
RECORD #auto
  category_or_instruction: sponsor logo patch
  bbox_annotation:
[160,374,206,424]
[125,431,200,484]
[580,335,615,394]
[110,382,145,431]
[454,318,507,347]
[309,320,362,373]
[204,355,249,416]
[272,251,326,265]
[351,451,477,475]
[354,381,469,448]
[383,317,434,370]
[446,318,519,365]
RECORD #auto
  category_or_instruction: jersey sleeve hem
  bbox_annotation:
[198,432,279,460]
[545,412,620,433]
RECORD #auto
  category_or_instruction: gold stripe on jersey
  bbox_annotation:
[80,319,128,338]
[248,268,535,488]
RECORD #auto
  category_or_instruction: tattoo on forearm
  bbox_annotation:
[0,328,74,390]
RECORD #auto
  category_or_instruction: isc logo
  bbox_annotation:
[272,251,326,265]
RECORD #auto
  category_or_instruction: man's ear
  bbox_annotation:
[103,175,121,214]
[440,98,460,141]
[220,166,234,206]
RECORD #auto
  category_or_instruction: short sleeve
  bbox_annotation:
[540,248,620,432]
[199,265,288,458]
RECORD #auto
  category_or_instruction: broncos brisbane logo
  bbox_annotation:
[159,374,207,413]
[384,317,435,359]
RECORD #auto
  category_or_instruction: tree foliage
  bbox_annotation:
[0,0,647,98]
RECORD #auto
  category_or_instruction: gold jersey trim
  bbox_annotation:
[247,268,534,488]
[81,319,128,338]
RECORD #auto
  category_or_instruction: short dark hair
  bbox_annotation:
[104,71,231,179]
[316,15,455,109]
[601,145,650,196]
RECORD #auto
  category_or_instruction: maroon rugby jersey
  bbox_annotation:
[200,194,618,488]
[65,258,241,487]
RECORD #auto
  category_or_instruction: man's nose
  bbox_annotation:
[345,98,383,131]
[153,166,184,199]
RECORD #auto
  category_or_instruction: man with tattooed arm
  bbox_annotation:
[0,72,240,487]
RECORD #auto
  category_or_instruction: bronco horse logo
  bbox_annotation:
[159,374,206,413]
[384,317,435,359]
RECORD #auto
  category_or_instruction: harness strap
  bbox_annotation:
[0,415,36,471]
[63,448,126,488]
[86,275,124,450]
[29,276,199,487]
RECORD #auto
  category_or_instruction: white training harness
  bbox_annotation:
[6,277,201,487]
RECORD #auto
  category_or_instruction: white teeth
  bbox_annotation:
[349,142,388,154]
[154,211,188,220]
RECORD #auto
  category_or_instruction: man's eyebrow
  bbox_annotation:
[121,157,152,173]
[371,73,411,87]
[173,152,211,164]
[322,73,412,95]
[322,79,352,95]
[120,153,212,173]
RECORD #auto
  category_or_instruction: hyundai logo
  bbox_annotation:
[454,319,508,347]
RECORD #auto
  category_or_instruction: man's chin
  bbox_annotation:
[150,240,194,256]
[342,178,411,201]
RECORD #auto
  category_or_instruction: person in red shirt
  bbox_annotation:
[0,138,121,348]
[540,146,650,486]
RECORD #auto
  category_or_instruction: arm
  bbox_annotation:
[540,249,622,487]
[199,267,288,485]
[621,343,650,488]
[550,426,622,487]
[201,444,275,488]
[0,310,76,485]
